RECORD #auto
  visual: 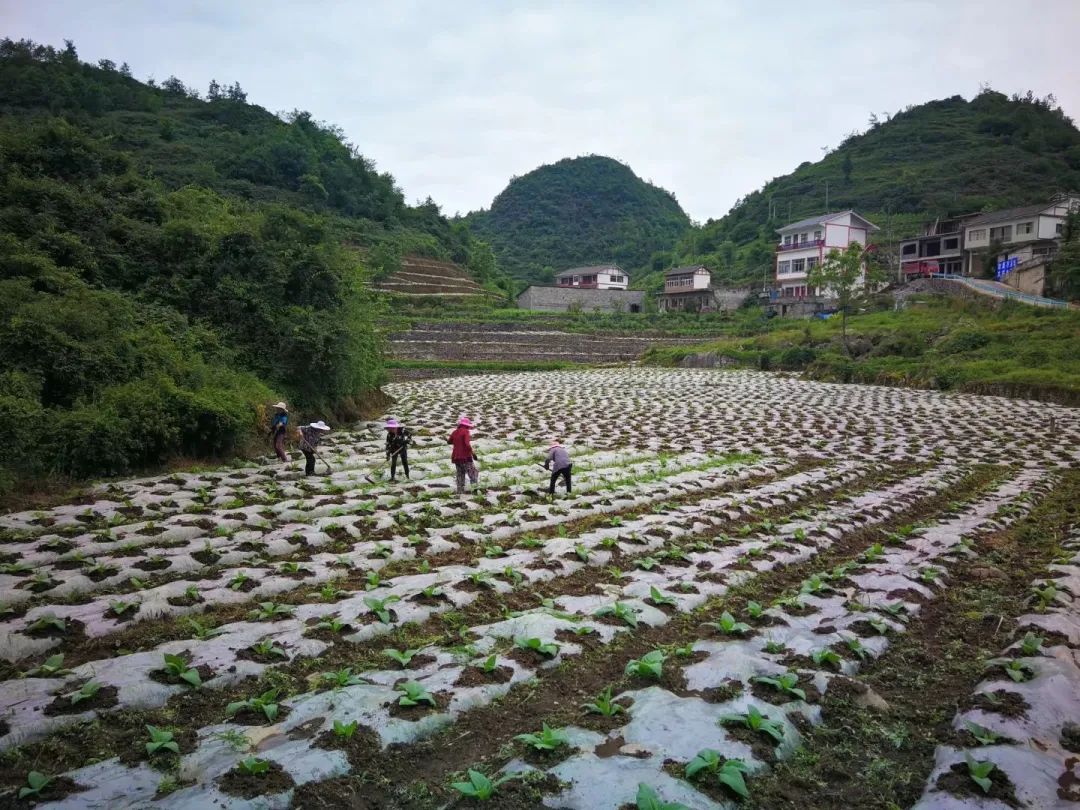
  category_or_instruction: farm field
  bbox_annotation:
[0,368,1078,809]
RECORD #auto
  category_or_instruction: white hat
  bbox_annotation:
[308,420,331,431]
[272,402,288,411]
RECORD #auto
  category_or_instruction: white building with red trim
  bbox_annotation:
[555,264,628,290]
[775,211,879,297]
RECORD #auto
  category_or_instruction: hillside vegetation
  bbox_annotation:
[463,155,691,283]
[0,38,507,494]
[644,296,1080,404]
[636,91,1080,294]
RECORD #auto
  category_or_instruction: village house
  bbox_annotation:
[774,211,879,299]
[555,264,628,290]
[899,215,973,280]
[656,265,751,313]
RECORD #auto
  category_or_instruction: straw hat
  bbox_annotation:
[272,402,288,412]
[309,420,331,431]
[458,416,474,428]
[385,418,400,429]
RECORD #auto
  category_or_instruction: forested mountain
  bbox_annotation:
[634,91,1080,294]
[0,38,506,491]
[463,155,691,283]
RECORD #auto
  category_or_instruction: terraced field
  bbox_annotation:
[1,369,1078,809]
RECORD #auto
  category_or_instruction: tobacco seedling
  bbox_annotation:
[28,654,69,677]
[811,648,843,669]
[502,565,523,586]
[574,543,590,562]
[684,749,750,798]
[990,658,1034,683]
[333,719,359,739]
[145,725,180,755]
[763,639,787,655]
[315,617,350,634]
[249,601,294,621]
[250,639,288,659]
[595,601,639,628]
[845,637,870,660]
[635,783,691,810]
[28,615,66,634]
[1018,631,1044,657]
[720,704,784,743]
[478,654,499,673]
[18,771,52,799]
[364,571,382,590]
[185,618,224,640]
[862,543,885,562]
[515,723,569,751]
[649,586,677,607]
[965,754,996,794]
[365,594,401,623]
[753,671,806,701]
[323,667,364,688]
[800,574,833,595]
[625,649,666,679]
[68,681,102,705]
[237,757,270,776]
[746,601,764,619]
[583,686,625,717]
[705,611,751,636]
[162,653,202,688]
[450,768,516,800]
[226,688,280,722]
[421,584,444,599]
[395,680,436,707]
[868,617,891,635]
[965,721,1003,746]
[515,637,559,657]
[228,572,251,591]
[383,648,421,668]
[636,556,660,571]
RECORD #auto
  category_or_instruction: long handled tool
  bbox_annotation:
[365,447,403,485]
[312,447,332,474]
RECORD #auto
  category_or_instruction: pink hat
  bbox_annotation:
[457,415,474,428]
[385,418,400,429]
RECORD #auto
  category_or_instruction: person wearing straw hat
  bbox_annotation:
[447,415,479,495]
[298,420,331,476]
[543,439,572,497]
[269,402,289,462]
[384,418,413,482]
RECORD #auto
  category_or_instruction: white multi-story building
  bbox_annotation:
[774,211,879,298]
[555,264,628,290]
[961,194,1080,277]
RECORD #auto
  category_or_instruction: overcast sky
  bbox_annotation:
[7,0,1080,222]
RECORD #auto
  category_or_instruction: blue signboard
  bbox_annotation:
[995,257,1018,281]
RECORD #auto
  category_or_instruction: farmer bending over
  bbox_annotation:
[544,439,572,496]
[298,420,331,476]
[384,418,413,481]
[270,402,289,462]
[448,415,479,495]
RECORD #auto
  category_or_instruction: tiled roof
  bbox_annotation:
[664,265,709,277]
[777,210,879,233]
[964,203,1050,228]
[555,264,622,277]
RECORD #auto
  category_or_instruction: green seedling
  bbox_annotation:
[250,639,288,659]
[228,572,250,591]
[28,654,69,677]
[482,544,506,558]
[450,768,516,800]
[671,643,695,658]
[515,723,569,751]
[315,617,350,634]
[185,618,224,640]
[183,585,201,602]
[383,648,421,668]
[1018,632,1044,656]
[1031,583,1058,611]
[746,601,764,619]
[625,649,666,679]
[845,637,870,660]
[364,594,401,623]
[421,584,444,599]
[28,615,66,634]
[502,566,523,586]
[468,571,496,589]
[515,637,559,657]
[237,757,270,776]
[395,680,436,707]
[478,654,499,673]
[364,571,382,590]
[583,686,625,717]
[965,721,1003,745]
[990,658,1034,683]
[800,574,833,595]
[635,783,690,810]
[811,648,843,669]
[862,543,885,562]
[574,543,590,562]
[965,754,996,794]
[763,639,787,654]
[720,704,784,743]
[18,771,52,799]
[595,601,639,628]
[333,719,359,739]
[684,749,750,798]
[249,601,294,620]
[636,556,660,571]
[226,688,280,722]
[649,586,677,607]
[68,681,101,705]
[868,617,891,635]
[753,671,806,701]
[322,667,364,688]
[162,653,202,688]
[705,611,751,636]
[145,725,180,756]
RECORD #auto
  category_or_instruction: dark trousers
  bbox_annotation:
[273,430,288,462]
[548,464,572,495]
[390,449,409,480]
[302,448,316,475]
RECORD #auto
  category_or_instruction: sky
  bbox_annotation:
[6,0,1080,222]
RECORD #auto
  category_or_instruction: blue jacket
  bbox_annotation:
[272,413,288,433]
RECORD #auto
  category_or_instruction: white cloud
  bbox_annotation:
[7,0,1080,220]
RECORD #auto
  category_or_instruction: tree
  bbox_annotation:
[226,82,247,102]
[207,79,221,100]
[807,242,884,355]
[841,151,853,183]
[119,62,131,77]
[1049,211,1080,300]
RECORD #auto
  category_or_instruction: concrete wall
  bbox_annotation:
[517,286,645,313]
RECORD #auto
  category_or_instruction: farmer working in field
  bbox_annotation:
[384,418,413,481]
[544,439,572,496]
[448,415,479,495]
[297,420,331,476]
[270,402,289,462]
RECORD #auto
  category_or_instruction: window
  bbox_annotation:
[777,260,791,275]
[783,235,791,246]
[799,233,808,244]
[573,276,580,284]
[989,225,1012,242]
[969,228,987,241]
[1016,222,1033,236]
[814,230,822,241]
[806,256,819,270]
[1057,222,1064,235]
[791,258,806,274]
[902,243,917,256]
[944,237,959,250]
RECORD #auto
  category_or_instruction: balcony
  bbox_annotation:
[777,239,824,252]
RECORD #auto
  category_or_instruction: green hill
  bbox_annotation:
[638,91,1080,295]
[463,155,691,283]
[0,38,507,494]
